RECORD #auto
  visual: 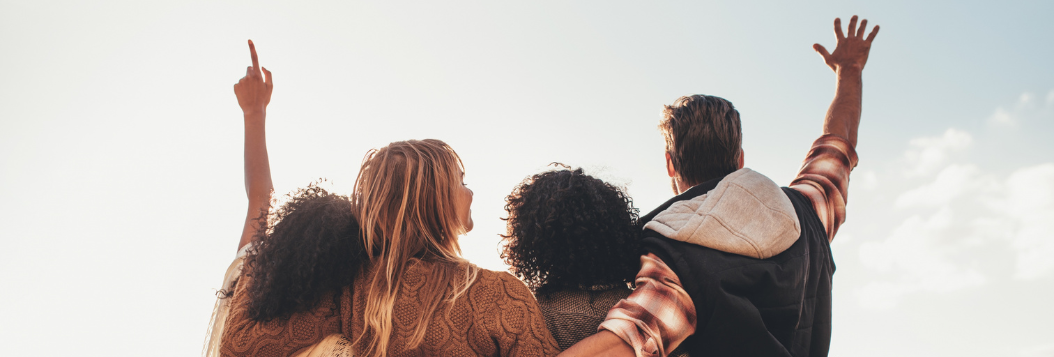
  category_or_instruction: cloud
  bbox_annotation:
[903,128,972,176]
[988,90,1054,127]
[854,91,1054,309]
[855,170,878,191]
[1019,92,1035,105]
[996,163,1054,280]
[895,164,986,208]
[857,206,986,308]
[859,162,1054,308]
[990,107,1015,126]
[855,281,912,310]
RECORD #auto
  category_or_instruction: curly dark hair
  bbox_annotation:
[241,184,367,321]
[501,166,641,294]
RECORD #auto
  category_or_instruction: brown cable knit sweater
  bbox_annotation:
[221,259,561,357]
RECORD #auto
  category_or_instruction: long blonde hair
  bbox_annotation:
[353,139,479,357]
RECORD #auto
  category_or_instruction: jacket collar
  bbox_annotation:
[639,173,730,225]
[640,168,801,259]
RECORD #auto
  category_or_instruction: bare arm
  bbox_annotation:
[813,15,879,147]
[790,16,877,241]
[234,40,274,251]
[557,331,634,357]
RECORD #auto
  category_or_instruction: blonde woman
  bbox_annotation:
[209,41,561,357]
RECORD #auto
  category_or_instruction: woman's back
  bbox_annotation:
[347,259,560,357]
[534,285,631,351]
[220,271,344,357]
[501,167,644,352]
[216,50,556,357]
[221,259,560,357]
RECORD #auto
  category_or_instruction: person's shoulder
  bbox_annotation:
[474,268,529,291]
[465,268,562,353]
[467,267,536,305]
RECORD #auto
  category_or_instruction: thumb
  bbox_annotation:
[813,43,830,59]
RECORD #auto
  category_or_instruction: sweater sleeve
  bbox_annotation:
[486,272,563,357]
[219,273,342,357]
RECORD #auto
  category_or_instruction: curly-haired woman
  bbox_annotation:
[206,41,560,357]
[500,166,643,351]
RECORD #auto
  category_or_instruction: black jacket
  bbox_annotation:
[640,175,834,357]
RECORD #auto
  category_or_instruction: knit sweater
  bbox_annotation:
[536,286,689,357]
[220,259,561,357]
[535,286,631,351]
[220,275,343,357]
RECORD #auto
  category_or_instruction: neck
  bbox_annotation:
[674,178,699,195]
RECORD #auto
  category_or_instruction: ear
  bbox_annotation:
[665,152,677,178]
[737,149,745,169]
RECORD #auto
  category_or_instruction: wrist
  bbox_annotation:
[243,109,266,119]
[835,66,863,77]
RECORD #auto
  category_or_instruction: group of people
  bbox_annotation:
[204,15,879,357]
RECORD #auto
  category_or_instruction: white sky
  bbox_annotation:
[1,1,1052,356]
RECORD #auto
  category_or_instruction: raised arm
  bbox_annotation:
[791,16,878,241]
[813,15,878,147]
[234,40,274,251]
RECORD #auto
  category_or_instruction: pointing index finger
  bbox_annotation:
[248,40,260,77]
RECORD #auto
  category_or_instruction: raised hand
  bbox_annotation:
[813,15,879,72]
[234,40,273,116]
[232,40,275,250]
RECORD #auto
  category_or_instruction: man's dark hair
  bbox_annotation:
[659,94,743,187]
[239,184,367,321]
[500,166,641,294]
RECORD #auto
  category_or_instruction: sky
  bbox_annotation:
[1,0,1052,356]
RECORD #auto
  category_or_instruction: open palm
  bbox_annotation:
[814,15,879,72]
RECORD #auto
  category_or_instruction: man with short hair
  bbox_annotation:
[558,15,879,357]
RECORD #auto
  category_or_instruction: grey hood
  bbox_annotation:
[642,168,801,259]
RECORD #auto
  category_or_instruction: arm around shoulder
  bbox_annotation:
[557,331,634,357]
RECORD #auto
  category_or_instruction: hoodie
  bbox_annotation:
[643,168,801,259]
[639,168,835,357]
